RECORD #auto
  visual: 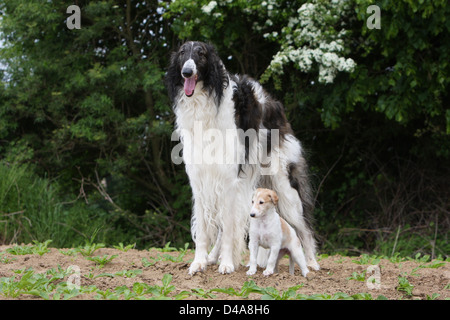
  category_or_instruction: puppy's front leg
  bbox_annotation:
[246,238,259,276]
[263,244,281,276]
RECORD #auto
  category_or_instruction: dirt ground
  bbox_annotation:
[0,245,449,300]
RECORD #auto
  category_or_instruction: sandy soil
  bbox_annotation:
[0,245,448,300]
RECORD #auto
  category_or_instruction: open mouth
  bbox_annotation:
[183,74,198,97]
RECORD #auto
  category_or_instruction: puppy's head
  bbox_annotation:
[250,188,279,218]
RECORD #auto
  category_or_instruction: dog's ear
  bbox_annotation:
[269,190,279,205]
[204,43,228,105]
[165,50,182,103]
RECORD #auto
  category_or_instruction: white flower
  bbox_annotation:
[201,1,217,14]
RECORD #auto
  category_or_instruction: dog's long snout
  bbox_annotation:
[182,68,193,78]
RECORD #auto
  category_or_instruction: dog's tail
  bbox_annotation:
[287,157,315,227]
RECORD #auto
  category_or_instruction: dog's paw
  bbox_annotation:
[301,268,309,278]
[246,269,256,276]
[218,263,235,274]
[263,269,274,276]
[188,260,207,275]
[307,259,320,271]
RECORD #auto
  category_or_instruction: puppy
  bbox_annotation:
[247,188,309,277]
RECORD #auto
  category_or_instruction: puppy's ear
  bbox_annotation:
[269,190,279,205]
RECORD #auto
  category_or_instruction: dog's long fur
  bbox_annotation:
[166,41,319,274]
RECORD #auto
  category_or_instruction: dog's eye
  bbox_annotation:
[198,51,205,57]
[180,50,185,55]
[259,200,264,204]
[251,200,254,204]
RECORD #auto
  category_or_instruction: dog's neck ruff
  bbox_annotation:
[174,76,236,132]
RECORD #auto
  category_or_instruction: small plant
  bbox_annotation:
[212,281,265,299]
[421,260,446,269]
[407,253,430,263]
[426,293,440,300]
[352,254,380,265]
[31,240,53,256]
[347,271,366,281]
[5,240,53,256]
[153,242,178,252]
[397,276,414,297]
[6,244,34,255]
[387,252,405,263]
[113,242,136,252]
[260,284,304,300]
[113,269,143,278]
[142,257,155,267]
[86,254,118,268]
[0,253,16,264]
[77,243,105,257]
[58,248,78,256]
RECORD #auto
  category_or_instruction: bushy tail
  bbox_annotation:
[287,157,315,229]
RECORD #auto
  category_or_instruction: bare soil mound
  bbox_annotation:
[0,244,448,300]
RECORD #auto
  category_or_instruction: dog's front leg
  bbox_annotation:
[188,204,209,275]
[263,244,281,276]
[218,222,235,274]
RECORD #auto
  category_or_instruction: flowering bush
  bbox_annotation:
[260,0,356,86]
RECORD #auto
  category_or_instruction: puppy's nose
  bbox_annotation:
[250,213,256,218]
[182,68,193,78]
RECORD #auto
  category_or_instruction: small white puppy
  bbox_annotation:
[247,188,309,277]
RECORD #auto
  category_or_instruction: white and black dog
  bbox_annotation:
[166,41,320,274]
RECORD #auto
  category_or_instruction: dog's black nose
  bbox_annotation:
[182,68,193,78]
[250,213,255,218]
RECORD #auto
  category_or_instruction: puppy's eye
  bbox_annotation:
[198,51,205,57]
[259,200,264,204]
[180,50,185,55]
[251,200,254,204]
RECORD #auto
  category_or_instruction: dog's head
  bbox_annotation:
[250,188,279,218]
[166,41,229,105]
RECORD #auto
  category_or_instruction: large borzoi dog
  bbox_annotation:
[166,41,320,274]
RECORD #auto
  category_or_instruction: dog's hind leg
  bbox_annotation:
[271,167,320,271]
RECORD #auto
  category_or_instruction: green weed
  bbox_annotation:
[0,266,80,299]
[212,280,265,299]
[352,254,381,265]
[397,276,414,297]
[86,254,118,268]
[77,243,105,257]
[347,271,366,282]
[6,240,52,256]
[113,243,136,252]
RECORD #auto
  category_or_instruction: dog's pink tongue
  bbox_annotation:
[184,77,196,96]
